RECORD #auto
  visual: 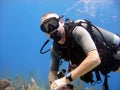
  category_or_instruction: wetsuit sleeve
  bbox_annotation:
[72,26,97,54]
[49,45,60,71]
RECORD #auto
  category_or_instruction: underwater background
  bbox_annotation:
[0,0,120,90]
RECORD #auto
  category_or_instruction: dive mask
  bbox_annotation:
[40,17,59,33]
[40,16,64,42]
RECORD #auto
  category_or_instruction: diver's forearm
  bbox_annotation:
[48,70,57,85]
[71,50,101,80]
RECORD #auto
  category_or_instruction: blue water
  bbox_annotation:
[0,0,120,90]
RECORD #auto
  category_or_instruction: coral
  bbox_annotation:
[0,79,10,90]
[4,87,16,90]
[24,82,32,90]
[23,77,39,90]
[31,77,37,90]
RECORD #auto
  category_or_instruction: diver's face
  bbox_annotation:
[41,17,65,42]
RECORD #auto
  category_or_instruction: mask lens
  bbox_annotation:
[41,18,59,33]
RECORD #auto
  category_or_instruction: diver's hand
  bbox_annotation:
[51,77,70,90]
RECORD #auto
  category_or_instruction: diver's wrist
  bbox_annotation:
[65,73,73,82]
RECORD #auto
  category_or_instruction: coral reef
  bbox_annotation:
[0,75,45,90]
[0,74,96,90]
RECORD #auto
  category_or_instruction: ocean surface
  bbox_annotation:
[0,0,120,90]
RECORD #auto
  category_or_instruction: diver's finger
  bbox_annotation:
[51,82,57,90]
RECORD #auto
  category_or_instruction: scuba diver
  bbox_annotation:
[39,12,120,90]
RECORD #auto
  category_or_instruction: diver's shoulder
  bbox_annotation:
[75,19,86,23]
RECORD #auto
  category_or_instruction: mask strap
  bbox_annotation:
[40,38,51,54]
[58,15,64,21]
